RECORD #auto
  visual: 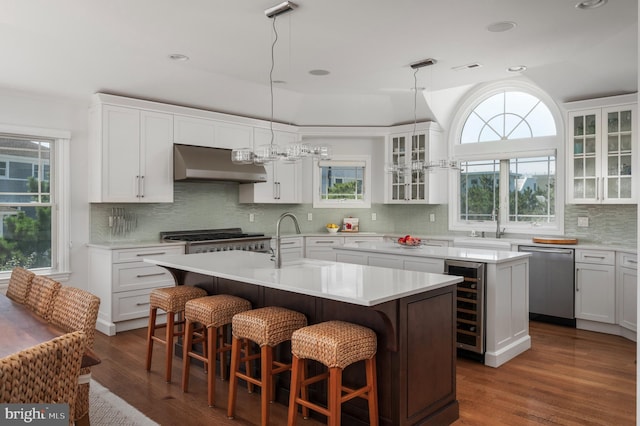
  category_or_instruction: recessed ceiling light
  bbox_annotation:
[309,69,330,76]
[168,54,189,61]
[575,0,607,9]
[507,65,527,72]
[487,21,517,32]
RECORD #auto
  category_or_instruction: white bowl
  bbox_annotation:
[326,227,339,234]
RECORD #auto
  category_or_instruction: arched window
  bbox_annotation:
[461,91,556,143]
[449,81,564,235]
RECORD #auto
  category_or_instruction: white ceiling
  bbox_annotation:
[1,0,637,126]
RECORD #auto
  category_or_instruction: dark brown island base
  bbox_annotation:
[145,251,463,426]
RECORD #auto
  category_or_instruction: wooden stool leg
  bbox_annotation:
[244,339,254,393]
[260,345,272,426]
[218,326,227,380]
[366,357,379,426]
[207,326,217,407]
[227,336,241,419]
[328,367,342,426]
[165,310,175,383]
[145,306,157,371]
[287,355,302,426]
[300,359,309,419]
[181,318,194,392]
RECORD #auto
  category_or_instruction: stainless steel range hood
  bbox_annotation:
[174,144,267,183]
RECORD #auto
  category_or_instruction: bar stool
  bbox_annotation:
[182,294,252,407]
[227,306,307,426]
[145,286,207,383]
[287,320,378,426]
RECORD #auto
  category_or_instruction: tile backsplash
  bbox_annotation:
[90,181,637,247]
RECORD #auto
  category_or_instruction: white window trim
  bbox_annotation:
[312,155,372,208]
[0,123,70,283]
[448,80,565,235]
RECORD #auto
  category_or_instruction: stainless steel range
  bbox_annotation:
[160,228,271,254]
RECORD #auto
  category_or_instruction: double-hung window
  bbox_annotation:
[0,125,70,278]
[450,82,564,234]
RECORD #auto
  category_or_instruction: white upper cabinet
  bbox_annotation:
[89,103,173,203]
[384,122,447,204]
[173,115,253,150]
[238,128,302,204]
[566,95,637,204]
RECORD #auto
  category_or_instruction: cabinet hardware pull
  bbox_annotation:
[136,272,165,278]
[136,302,151,306]
[136,252,166,256]
[315,241,335,244]
[627,259,637,264]
[583,255,606,259]
[281,241,295,245]
[140,175,145,198]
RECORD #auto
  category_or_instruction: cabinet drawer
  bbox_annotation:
[306,237,345,247]
[112,245,184,263]
[272,236,304,249]
[422,239,450,248]
[113,263,176,292]
[576,249,615,265]
[617,252,638,269]
[112,287,171,322]
[345,236,383,244]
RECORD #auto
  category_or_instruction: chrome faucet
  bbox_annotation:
[275,212,301,268]
[493,208,505,239]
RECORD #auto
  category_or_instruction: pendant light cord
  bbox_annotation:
[412,67,419,144]
[269,15,278,148]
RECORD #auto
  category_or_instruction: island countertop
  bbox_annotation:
[336,241,531,263]
[143,250,462,307]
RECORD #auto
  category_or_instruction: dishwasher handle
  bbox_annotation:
[519,246,574,256]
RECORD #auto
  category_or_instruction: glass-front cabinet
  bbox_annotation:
[384,122,447,204]
[567,95,637,204]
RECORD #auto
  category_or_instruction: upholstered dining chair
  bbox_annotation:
[0,330,87,426]
[24,275,61,321]
[50,286,101,426]
[5,267,35,304]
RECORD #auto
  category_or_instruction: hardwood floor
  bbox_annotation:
[91,321,636,426]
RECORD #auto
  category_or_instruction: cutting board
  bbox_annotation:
[532,236,578,244]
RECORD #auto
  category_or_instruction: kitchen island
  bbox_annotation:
[334,242,531,368]
[145,251,463,426]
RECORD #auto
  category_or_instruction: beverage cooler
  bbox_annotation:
[445,260,486,360]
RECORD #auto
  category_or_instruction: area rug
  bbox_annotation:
[89,380,159,426]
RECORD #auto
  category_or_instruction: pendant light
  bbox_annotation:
[232,1,330,164]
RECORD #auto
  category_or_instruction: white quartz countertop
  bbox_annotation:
[335,242,531,264]
[143,251,462,307]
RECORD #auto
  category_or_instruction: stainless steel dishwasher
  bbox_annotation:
[518,245,575,326]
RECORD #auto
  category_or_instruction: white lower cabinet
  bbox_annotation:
[366,254,443,273]
[575,249,616,324]
[88,244,184,336]
[306,236,383,261]
[305,237,345,261]
[271,236,304,262]
[616,252,637,333]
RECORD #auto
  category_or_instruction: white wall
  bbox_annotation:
[0,89,91,290]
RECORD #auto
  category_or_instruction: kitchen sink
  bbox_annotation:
[453,237,513,250]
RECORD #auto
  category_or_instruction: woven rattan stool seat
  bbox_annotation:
[291,320,377,369]
[228,306,307,424]
[185,295,251,328]
[287,321,379,426]
[183,294,252,407]
[232,306,307,347]
[146,285,207,383]
[150,286,207,313]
